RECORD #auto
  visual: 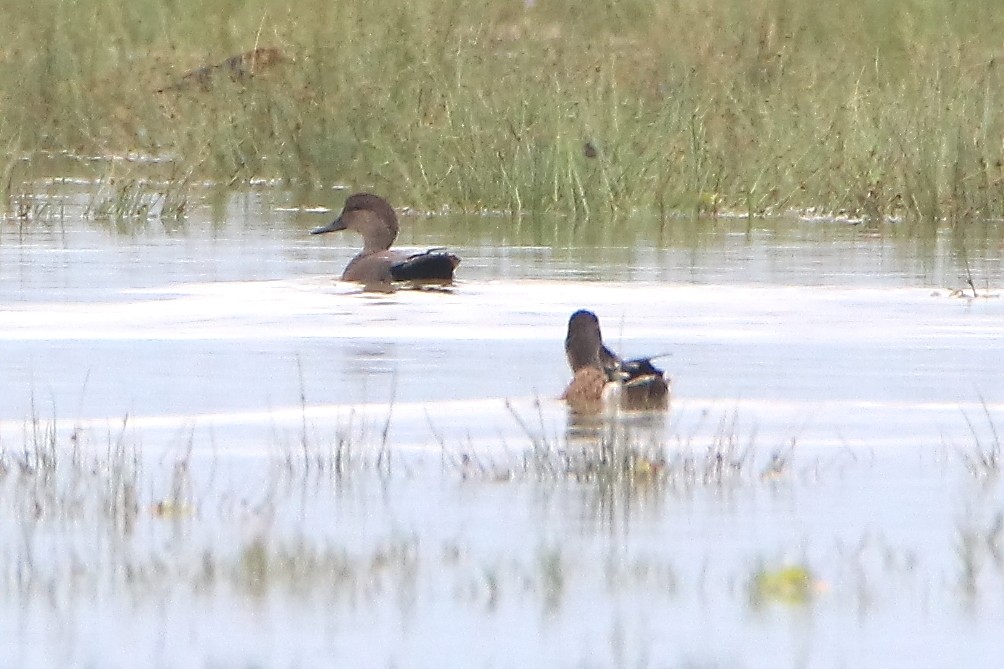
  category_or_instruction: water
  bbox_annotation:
[1,188,1003,668]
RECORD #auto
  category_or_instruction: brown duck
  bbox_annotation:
[311,193,460,286]
[561,309,670,412]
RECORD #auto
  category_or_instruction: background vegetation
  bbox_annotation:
[3,0,1004,222]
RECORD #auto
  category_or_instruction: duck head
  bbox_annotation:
[565,309,605,372]
[312,193,399,253]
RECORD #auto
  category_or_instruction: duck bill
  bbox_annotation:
[310,216,347,235]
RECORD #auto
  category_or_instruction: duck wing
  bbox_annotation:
[620,356,665,380]
[390,249,461,282]
[599,347,665,382]
[619,356,670,409]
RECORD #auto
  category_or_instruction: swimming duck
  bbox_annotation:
[561,309,670,412]
[311,193,461,287]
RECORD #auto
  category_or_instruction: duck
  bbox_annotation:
[561,309,670,412]
[311,193,461,287]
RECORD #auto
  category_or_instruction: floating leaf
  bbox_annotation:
[751,564,820,606]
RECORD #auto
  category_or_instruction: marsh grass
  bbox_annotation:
[5,413,141,528]
[1,402,788,598]
[4,0,1004,223]
[957,398,1002,481]
[475,402,792,494]
[0,410,416,602]
[7,401,1004,669]
[84,166,194,221]
[1,411,598,616]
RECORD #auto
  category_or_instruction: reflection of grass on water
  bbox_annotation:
[4,0,1004,224]
[1,404,788,608]
[492,400,793,491]
[0,412,416,603]
[2,412,612,623]
[3,411,142,533]
[5,403,1004,649]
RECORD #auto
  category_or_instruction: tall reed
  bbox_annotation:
[2,0,1003,221]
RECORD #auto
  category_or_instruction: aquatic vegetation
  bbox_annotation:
[958,398,1002,482]
[471,402,791,496]
[3,403,1004,666]
[85,174,190,221]
[749,564,819,606]
[2,0,1004,223]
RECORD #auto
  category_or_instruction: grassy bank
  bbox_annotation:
[2,0,1004,222]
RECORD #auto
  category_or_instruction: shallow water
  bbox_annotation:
[1,188,1003,668]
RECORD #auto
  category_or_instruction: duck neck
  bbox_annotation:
[566,334,603,371]
[359,213,397,254]
[362,232,394,254]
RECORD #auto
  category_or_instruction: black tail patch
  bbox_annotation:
[621,357,665,380]
[390,250,460,282]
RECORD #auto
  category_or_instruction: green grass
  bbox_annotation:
[3,0,1004,223]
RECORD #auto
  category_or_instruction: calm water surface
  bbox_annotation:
[1,188,1003,668]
